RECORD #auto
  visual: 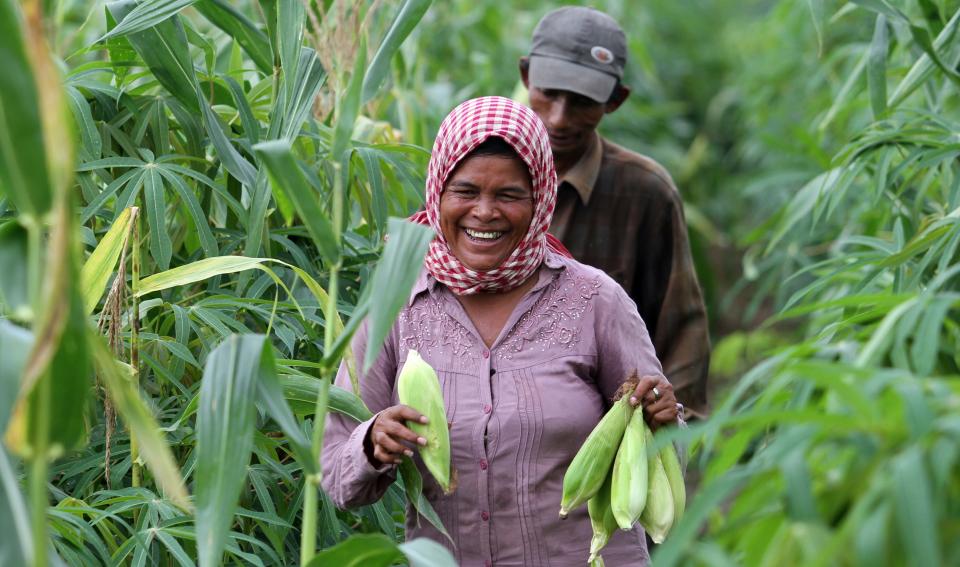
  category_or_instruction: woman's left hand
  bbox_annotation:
[628,375,678,430]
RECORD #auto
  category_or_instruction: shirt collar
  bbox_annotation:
[558,132,603,205]
[407,249,568,306]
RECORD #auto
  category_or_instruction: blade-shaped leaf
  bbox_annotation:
[398,537,458,567]
[279,374,372,422]
[0,446,31,566]
[305,533,403,567]
[363,219,433,372]
[195,334,263,567]
[252,340,316,474]
[89,334,190,509]
[0,0,52,220]
[195,0,272,74]
[137,255,273,296]
[143,166,172,270]
[361,0,433,104]
[0,321,31,433]
[892,448,941,567]
[331,36,367,161]
[101,0,199,40]
[253,141,340,264]
[0,221,29,318]
[80,207,137,314]
[867,14,888,119]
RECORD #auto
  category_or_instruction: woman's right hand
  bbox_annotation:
[365,405,429,467]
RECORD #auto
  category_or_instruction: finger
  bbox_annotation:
[373,444,404,465]
[374,430,414,460]
[642,379,673,406]
[652,406,678,424]
[390,404,428,425]
[629,375,660,407]
[381,418,427,447]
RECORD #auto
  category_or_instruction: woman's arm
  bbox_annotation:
[320,323,400,509]
[594,278,679,426]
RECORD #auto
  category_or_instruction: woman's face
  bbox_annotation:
[439,153,534,272]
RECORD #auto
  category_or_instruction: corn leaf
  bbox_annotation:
[101,0,198,40]
[892,448,941,567]
[867,15,888,119]
[0,446,32,566]
[253,140,340,264]
[0,221,29,318]
[332,36,367,161]
[137,255,274,296]
[80,207,136,315]
[397,538,458,567]
[0,321,31,433]
[106,0,200,112]
[363,219,433,373]
[305,533,403,567]
[195,334,263,567]
[89,334,190,509]
[195,0,272,74]
[361,0,433,104]
[0,0,52,221]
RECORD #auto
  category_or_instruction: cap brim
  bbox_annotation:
[528,55,617,103]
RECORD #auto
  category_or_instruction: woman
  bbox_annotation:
[321,96,679,566]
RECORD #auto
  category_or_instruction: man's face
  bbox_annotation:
[527,87,606,165]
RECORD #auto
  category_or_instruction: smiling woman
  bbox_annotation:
[321,96,680,566]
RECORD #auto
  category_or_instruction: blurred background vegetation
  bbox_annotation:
[1,0,959,565]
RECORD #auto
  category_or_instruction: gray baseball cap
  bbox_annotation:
[528,7,627,103]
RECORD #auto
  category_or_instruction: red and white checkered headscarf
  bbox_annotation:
[410,96,571,295]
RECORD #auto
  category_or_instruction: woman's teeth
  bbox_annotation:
[465,229,503,240]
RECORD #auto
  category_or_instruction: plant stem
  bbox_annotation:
[29,370,51,567]
[300,161,344,565]
[130,213,142,488]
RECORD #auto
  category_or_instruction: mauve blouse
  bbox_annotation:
[321,251,666,567]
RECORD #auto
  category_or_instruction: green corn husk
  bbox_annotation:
[610,407,648,530]
[659,440,686,529]
[397,349,452,493]
[559,397,631,518]
[588,471,618,562]
[639,426,675,543]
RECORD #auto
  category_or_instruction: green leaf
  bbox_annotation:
[277,0,305,112]
[251,340,316,474]
[398,457,451,543]
[0,446,32,566]
[363,219,433,373]
[196,86,258,188]
[253,140,340,264]
[0,0,52,220]
[867,15,888,119]
[279,374,372,422]
[0,221,29,318]
[305,534,403,567]
[137,255,273,296]
[361,0,433,104]
[892,448,941,567]
[195,335,263,567]
[107,0,201,112]
[0,321,31,433]
[143,166,172,270]
[332,36,367,161]
[101,0,199,40]
[195,0,272,74]
[888,8,960,107]
[398,537,458,567]
[80,207,136,315]
[89,334,190,510]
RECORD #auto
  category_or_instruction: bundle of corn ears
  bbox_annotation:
[559,378,686,564]
[397,350,453,493]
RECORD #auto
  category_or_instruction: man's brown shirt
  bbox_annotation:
[549,133,711,417]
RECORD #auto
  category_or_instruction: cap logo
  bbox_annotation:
[590,46,614,65]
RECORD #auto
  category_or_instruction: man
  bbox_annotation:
[520,6,711,419]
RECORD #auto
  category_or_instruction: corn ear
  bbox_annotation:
[610,407,648,530]
[659,441,686,529]
[589,555,606,567]
[587,471,618,562]
[639,426,674,543]
[397,350,452,493]
[559,397,630,518]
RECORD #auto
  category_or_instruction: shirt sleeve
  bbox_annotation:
[637,178,711,419]
[594,277,666,403]
[320,322,400,509]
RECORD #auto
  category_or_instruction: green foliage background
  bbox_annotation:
[1,0,959,565]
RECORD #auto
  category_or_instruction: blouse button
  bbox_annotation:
[482,404,492,414]
[481,511,490,521]
[482,349,490,359]
[479,459,488,470]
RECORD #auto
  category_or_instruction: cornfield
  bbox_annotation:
[0,0,957,566]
